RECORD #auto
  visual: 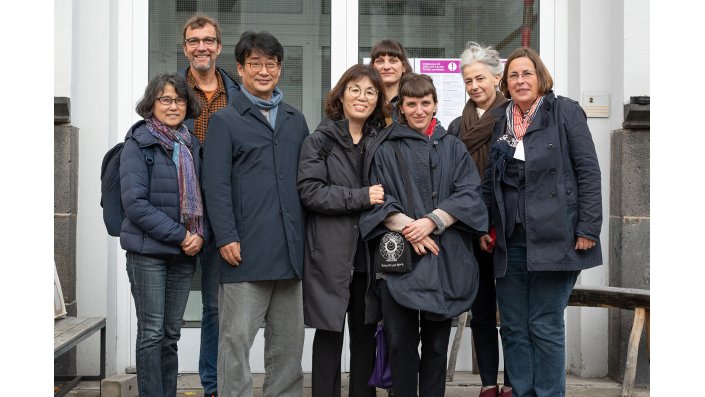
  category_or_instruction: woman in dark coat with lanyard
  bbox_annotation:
[360,73,488,397]
[447,41,511,397]
[297,64,387,397]
[482,47,602,397]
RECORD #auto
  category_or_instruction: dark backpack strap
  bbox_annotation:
[391,140,415,217]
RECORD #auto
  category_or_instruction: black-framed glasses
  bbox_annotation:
[184,37,218,48]
[507,70,536,81]
[346,86,378,100]
[156,96,186,106]
[246,61,281,73]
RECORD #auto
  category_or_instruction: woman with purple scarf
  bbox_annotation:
[119,73,207,397]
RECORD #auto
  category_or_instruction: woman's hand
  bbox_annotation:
[412,236,440,256]
[479,234,494,253]
[575,236,597,250]
[402,218,436,243]
[182,234,204,256]
[369,184,385,205]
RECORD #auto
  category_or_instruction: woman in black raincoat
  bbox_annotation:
[359,73,488,397]
[297,64,387,397]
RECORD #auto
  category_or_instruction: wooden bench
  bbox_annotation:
[54,316,106,396]
[446,285,650,397]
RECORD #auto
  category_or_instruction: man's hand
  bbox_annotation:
[219,242,242,266]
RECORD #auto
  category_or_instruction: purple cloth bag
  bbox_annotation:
[368,320,392,389]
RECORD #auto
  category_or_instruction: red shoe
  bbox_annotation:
[498,386,512,397]
[479,386,499,397]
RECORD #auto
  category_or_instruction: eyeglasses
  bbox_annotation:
[346,86,379,100]
[156,96,186,106]
[246,61,281,73]
[184,37,218,48]
[507,70,536,81]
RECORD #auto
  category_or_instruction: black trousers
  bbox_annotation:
[470,239,510,387]
[311,272,377,397]
[380,280,452,397]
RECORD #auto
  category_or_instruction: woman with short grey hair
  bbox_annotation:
[448,41,511,397]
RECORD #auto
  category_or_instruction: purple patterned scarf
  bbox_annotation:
[145,117,204,236]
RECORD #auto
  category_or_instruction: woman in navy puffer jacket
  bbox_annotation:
[119,73,205,397]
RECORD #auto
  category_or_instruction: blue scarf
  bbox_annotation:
[241,86,283,128]
[145,117,204,236]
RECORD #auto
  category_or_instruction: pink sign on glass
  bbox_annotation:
[418,59,461,74]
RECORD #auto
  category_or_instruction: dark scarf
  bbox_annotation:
[458,92,508,181]
[145,117,204,236]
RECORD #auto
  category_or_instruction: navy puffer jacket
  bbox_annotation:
[119,120,206,255]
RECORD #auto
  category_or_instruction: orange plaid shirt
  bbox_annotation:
[186,69,229,143]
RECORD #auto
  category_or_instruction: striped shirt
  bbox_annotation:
[509,95,544,140]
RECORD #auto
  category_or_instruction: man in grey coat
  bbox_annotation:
[202,31,309,397]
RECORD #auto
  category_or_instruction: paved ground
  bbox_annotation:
[63,371,650,396]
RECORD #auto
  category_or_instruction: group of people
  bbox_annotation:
[116,12,603,397]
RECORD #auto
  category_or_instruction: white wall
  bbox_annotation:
[54,2,72,98]
[56,0,648,377]
[55,0,149,376]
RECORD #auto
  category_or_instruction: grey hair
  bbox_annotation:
[459,41,503,76]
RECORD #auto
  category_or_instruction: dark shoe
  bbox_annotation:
[498,386,512,397]
[479,386,499,397]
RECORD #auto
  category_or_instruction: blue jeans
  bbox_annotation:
[126,251,196,397]
[199,241,220,394]
[495,226,579,397]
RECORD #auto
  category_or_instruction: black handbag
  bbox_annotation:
[374,141,415,274]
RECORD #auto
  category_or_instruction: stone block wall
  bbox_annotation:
[608,100,650,385]
[54,97,79,375]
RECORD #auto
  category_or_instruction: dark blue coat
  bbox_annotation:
[119,121,205,254]
[359,123,488,320]
[202,89,310,283]
[178,66,240,133]
[483,92,603,277]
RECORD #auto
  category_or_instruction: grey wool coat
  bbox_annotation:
[483,92,603,278]
[297,117,376,331]
[202,89,310,283]
[359,123,488,321]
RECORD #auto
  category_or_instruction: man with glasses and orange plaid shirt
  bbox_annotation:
[178,14,240,397]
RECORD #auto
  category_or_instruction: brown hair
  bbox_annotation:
[368,39,412,76]
[324,64,388,132]
[499,47,553,99]
[396,73,437,126]
[182,14,221,44]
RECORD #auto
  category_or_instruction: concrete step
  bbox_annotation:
[63,372,650,397]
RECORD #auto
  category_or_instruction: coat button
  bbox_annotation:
[549,191,557,198]
[279,175,284,180]
[274,139,279,145]
[433,140,439,145]
[432,191,438,198]
[432,163,438,169]
[549,168,556,174]
[547,143,554,149]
